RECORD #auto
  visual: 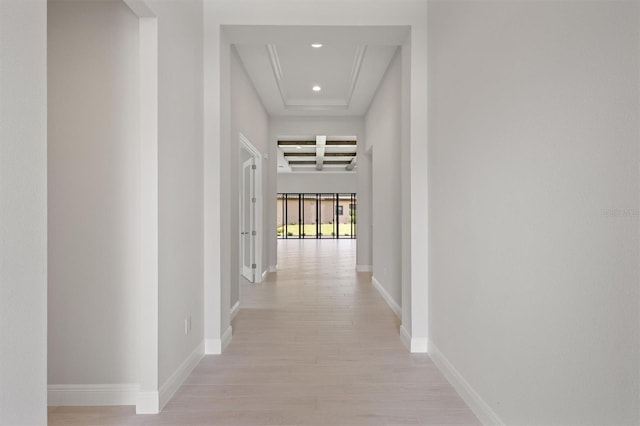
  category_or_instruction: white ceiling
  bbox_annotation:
[228,26,406,173]
[230,26,405,117]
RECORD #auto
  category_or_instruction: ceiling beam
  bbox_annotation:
[278,140,357,146]
[284,151,356,157]
[326,140,357,146]
[324,160,352,165]
[315,135,326,171]
[288,160,317,165]
[346,156,357,171]
[283,152,316,157]
[325,152,356,157]
[283,152,356,157]
[277,140,316,146]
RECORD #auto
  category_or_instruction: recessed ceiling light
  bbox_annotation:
[311,43,323,48]
[312,85,321,92]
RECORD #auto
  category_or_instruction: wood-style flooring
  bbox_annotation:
[48,239,479,425]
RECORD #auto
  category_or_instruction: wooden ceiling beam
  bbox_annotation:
[277,140,316,146]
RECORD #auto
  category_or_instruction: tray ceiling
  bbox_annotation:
[231,26,403,116]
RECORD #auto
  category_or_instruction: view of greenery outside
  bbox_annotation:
[276,223,355,237]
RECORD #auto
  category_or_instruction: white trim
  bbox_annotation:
[356,264,372,272]
[269,264,277,273]
[230,300,240,321]
[136,391,159,414]
[205,338,220,354]
[429,342,504,425]
[239,133,263,284]
[48,384,139,406]
[400,324,428,354]
[122,0,155,17]
[261,269,268,281]
[411,336,428,353]
[221,325,233,352]
[204,326,233,354]
[158,341,204,411]
[135,10,159,414]
[346,45,367,106]
[400,324,411,351]
[240,156,255,281]
[266,44,287,107]
[372,276,401,318]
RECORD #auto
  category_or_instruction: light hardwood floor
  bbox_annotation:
[49,239,479,425]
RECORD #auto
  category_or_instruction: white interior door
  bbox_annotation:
[241,157,255,282]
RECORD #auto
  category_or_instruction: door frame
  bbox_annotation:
[240,157,255,282]
[239,133,263,283]
[203,3,429,356]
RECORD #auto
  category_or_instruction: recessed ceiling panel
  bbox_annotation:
[278,43,354,101]
[232,26,403,116]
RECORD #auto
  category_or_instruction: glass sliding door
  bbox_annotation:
[277,193,356,239]
[319,194,335,238]
[285,194,301,238]
[302,194,317,238]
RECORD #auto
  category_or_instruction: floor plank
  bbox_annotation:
[49,239,479,425]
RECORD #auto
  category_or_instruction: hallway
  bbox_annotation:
[49,240,479,425]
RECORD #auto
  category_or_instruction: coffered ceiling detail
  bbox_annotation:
[277,137,357,173]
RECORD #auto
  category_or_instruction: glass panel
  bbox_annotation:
[276,193,356,240]
[319,194,335,238]
[286,194,301,238]
[302,194,317,238]
[350,194,357,238]
[276,194,285,238]
[337,194,353,238]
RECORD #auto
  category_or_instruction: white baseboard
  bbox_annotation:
[400,324,428,353]
[136,390,159,414]
[205,338,218,354]
[204,326,233,354]
[429,341,504,425]
[158,340,204,411]
[230,300,240,321]
[400,324,412,351]
[221,326,232,351]
[48,384,139,406]
[261,269,268,281]
[269,264,277,273]
[355,264,372,272]
[372,275,401,318]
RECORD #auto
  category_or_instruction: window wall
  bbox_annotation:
[277,193,356,239]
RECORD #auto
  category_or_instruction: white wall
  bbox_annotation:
[269,117,370,271]
[229,48,270,306]
[48,0,205,406]
[150,0,204,390]
[48,0,140,386]
[277,172,356,194]
[0,1,48,424]
[365,51,402,309]
[428,1,639,424]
